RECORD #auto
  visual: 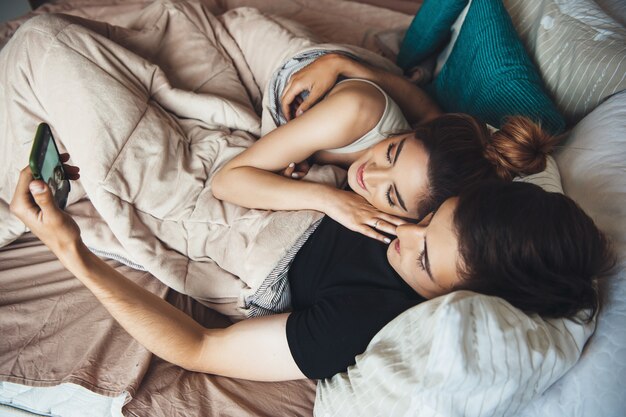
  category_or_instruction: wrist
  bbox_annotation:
[56,239,91,273]
[310,183,343,214]
[316,186,348,217]
[339,55,378,81]
[318,53,346,78]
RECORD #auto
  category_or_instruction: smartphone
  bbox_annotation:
[29,123,70,209]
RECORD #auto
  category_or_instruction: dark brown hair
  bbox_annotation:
[453,180,614,319]
[414,114,559,218]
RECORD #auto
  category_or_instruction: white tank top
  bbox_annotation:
[327,79,411,154]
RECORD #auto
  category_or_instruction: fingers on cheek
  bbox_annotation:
[377,234,390,244]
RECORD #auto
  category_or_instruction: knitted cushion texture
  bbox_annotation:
[396,0,468,70]
[400,0,565,133]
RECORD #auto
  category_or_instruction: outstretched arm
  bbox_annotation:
[281,53,442,125]
[10,165,305,382]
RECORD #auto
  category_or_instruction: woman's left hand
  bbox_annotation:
[10,156,82,257]
[325,189,408,243]
[281,160,311,180]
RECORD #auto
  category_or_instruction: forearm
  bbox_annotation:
[58,243,214,371]
[213,166,338,213]
[333,54,442,125]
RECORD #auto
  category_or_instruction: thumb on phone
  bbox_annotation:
[29,180,55,208]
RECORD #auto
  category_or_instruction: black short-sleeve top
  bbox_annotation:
[286,216,425,379]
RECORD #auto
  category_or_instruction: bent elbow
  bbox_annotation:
[174,354,209,374]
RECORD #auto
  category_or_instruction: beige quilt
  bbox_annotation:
[0,0,401,318]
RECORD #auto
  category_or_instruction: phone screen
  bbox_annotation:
[29,123,70,209]
[40,135,61,182]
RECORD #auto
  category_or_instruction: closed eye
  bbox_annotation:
[417,248,425,271]
[386,187,395,207]
[386,142,393,164]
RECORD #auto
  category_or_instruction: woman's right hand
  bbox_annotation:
[281,160,311,180]
[325,189,408,243]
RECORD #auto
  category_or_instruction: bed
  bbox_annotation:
[0,0,624,416]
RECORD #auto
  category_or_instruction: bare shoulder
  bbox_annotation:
[323,79,387,135]
[328,79,386,117]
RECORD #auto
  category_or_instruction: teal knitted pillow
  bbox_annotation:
[429,0,565,134]
[396,0,469,70]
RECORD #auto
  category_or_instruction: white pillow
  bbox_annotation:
[514,155,563,194]
[517,90,626,417]
[315,291,594,417]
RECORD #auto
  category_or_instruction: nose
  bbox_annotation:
[396,223,425,251]
[364,164,390,188]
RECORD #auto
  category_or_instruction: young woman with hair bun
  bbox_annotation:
[212,60,560,230]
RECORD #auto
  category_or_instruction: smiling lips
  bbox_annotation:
[356,163,367,191]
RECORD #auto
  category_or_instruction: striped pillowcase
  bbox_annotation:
[315,291,594,417]
[504,0,626,125]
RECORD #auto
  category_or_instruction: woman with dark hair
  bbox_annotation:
[211,55,560,241]
[395,180,612,320]
[10,166,612,380]
[453,180,611,319]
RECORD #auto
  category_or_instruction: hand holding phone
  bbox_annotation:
[29,123,71,209]
[10,165,83,258]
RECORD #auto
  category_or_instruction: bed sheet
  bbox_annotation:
[0,231,317,417]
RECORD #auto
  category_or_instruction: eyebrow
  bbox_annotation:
[392,138,408,212]
[392,138,406,166]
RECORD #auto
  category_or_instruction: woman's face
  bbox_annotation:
[387,197,463,299]
[347,134,429,219]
